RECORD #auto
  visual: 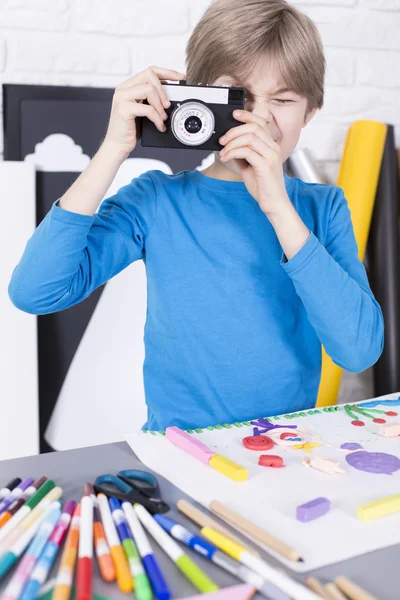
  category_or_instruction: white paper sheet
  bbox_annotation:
[125,392,400,572]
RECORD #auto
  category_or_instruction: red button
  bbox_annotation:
[242,436,274,450]
[258,455,284,468]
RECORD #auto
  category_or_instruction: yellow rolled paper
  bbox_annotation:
[317,120,387,407]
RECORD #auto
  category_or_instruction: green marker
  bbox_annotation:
[109,498,152,600]
[0,480,55,544]
[134,502,219,594]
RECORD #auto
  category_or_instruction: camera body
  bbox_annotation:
[139,80,245,151]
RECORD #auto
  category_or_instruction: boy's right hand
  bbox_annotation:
[103,66,186,159]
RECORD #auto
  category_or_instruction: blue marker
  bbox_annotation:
[154,514,216,558]
[20,500,76,600]
[109,498,152,600]
[122,501,171,600]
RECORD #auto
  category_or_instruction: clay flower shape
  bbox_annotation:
[293,442,321,454]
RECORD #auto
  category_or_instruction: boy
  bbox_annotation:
[8,0,384,431]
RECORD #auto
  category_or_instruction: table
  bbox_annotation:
[0,441,396,599]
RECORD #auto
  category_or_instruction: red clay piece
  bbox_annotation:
[351,420,365,427]
[243,436,273,451]
[280,432,295,440]
[373,418,386,424]
[386,411,398,416]
[258,455,284,468]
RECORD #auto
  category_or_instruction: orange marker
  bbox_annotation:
[97,493,133,593]
[52,504,81,600]
[84,484,115,582]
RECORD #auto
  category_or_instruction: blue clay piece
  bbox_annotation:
[359,397,400,408]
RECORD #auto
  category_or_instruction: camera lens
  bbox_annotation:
[184,115,202,134]
[170,101,215,146]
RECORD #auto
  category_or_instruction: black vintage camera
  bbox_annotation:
[139,80,245,151]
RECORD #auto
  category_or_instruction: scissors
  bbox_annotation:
[94,469,170,515]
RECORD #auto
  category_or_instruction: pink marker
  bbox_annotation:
[165,426,215,463]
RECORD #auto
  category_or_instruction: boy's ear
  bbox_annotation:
[303,106,318,127]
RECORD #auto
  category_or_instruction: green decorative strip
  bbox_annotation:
[140,404,347,435]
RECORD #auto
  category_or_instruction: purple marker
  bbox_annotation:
[296,498,331,522]
[0,478,35,516]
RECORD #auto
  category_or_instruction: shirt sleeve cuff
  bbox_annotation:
[50,198,95,227]
[280,230,320,275]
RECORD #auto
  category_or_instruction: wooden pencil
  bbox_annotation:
[210,500,303,562]
[334,576,377,600]
[305,576,329,598]
[176,499,260,557]
[324,583,348,600]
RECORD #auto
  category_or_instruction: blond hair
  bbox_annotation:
[185,0,325,117]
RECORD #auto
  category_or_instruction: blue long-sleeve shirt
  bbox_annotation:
[8,168,384,430]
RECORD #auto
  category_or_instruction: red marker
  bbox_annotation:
[76,485,93,600]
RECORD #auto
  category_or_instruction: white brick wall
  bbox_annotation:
[0,0,399,184]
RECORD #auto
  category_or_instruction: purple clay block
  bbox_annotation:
[296,497,331,522]
[341,442,363,451]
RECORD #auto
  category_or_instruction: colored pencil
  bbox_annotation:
[0,480,55,544]
[84,484,115,582]
[96,493,132,593]
[21,500,76,600]
[135,503,219,594]
[154,514,288,600]
[76,488,93,600]
[122,501,170,600]
[0,479,22,501]
[1,502,61,599]
[52,504,81,600]
[109,497,152,600]
[0,478,47,529]
[0,486,62,554]
[210,500,303,562]
[0,501,61,581]
[201,527,320,600]
[0,478,34,516]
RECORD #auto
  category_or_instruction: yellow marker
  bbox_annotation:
[357,493,400,521]
[202,526,244,560]
[208,454,248,482]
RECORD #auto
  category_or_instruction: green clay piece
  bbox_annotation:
[207,426,215,430]
[195,428,203,433]
[215,424,223,429]
[243,422,251,426]
[159,430,165,435]
[299,412,306,417]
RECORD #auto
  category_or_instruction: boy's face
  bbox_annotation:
[211,56,318,177]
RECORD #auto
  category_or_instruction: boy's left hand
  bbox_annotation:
[219,110,291,217]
